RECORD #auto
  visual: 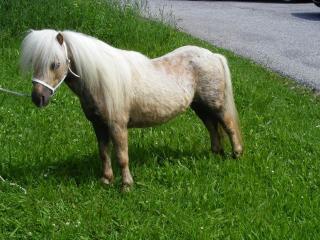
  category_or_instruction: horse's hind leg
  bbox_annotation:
[191,102,224,154]
[208,118,224,154]
[218,111,243,158]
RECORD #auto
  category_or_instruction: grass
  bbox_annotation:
[1,0,320,239]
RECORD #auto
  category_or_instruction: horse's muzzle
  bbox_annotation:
[32,84,51,107]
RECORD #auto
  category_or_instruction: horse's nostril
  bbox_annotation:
[31,84,51,108]
[31,92,46,107]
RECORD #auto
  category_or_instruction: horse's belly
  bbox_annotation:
[128,89,194,128]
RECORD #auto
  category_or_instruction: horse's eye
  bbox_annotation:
[50,63,55,70]
[50,62,60,70]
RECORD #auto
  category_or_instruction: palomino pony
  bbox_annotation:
[20,29,243,190]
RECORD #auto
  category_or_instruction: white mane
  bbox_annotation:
[21,29,150,118]
[20,29,67,79]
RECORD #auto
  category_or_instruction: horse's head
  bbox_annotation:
[21,30,75,107]
[31,33,71,107]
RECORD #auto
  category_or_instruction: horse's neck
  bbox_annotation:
[65,73,83,96]
[64,56,87,96]
[65,74,101,120]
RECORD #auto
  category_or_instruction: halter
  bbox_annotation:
[32,42,80,95]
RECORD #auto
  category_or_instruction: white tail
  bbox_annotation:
[217,55,242,145]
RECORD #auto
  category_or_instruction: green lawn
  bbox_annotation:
[1,0,320,239]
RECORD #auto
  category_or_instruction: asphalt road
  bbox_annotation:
[146,0,320,90]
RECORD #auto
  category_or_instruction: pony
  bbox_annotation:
[20,29,243,190]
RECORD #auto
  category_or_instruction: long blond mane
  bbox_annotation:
[20,29,149,118]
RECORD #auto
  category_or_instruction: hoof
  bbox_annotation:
[212,144,225,156]
[100,177,112,185]
[232,150,243,159]
[232,144,243,159]
[121,183,133,193]
[213,149,225,156]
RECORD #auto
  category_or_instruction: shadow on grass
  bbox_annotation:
[1,144,214,186]
[0,154,101,186]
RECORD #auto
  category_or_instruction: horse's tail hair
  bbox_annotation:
[217,55,242,145]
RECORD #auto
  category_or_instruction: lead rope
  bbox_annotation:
[0,175,27,194]
[0,87,30,97]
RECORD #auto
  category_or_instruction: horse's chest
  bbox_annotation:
[80,96,107,123]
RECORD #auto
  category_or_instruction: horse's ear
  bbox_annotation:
[56,33,64,45]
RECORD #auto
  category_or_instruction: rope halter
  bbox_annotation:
[32,42,80,95]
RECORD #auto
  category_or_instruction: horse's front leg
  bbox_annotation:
[92,121,114,185]
[111,124,133,191]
